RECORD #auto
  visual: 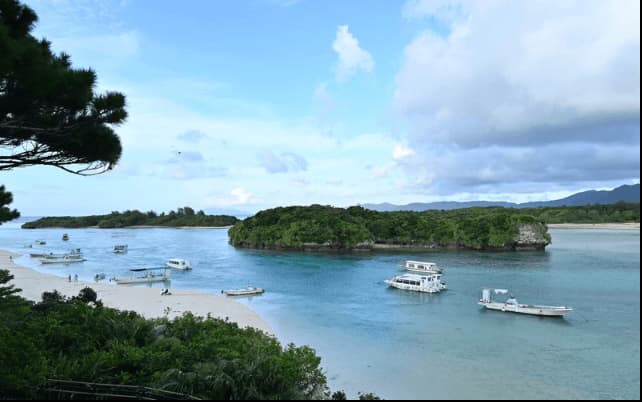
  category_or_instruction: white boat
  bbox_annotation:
[478,289,573,317]
[385,273,447,293]
[112,267,171,285]
[166,258,192,270]
[39,254,86,264]
[35,240,46,245]
[37,248,82,259]
[222,286,265,296]
[402,260,443,274]
[113,244,128,254]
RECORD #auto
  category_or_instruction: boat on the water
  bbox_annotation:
[62,233,69,241]
[222,286,265,296]
[113,244,128,254]
[112,267,171,285]
[39,254,86,264]
[478,288,573,317]
[35,240,46,245]
[35,248,82,259]
[402,260,443,274]
[385,272,447,293]
[166,258,192,270]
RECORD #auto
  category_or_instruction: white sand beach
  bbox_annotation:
[547,223,640,230]
[0,249,272,334]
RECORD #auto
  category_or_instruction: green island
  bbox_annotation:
[21,207,238,229]
[228,205,550,251]
[228,203,640,252]
[0,270,353,400]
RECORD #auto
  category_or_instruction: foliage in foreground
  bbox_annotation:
[0,271,327,399]
[21,207,238,228]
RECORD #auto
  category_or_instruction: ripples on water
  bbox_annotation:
[1,223,639,400]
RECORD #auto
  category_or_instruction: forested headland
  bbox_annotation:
[522,202,639,223]
[21,207,238,229]
[228,203,640,252]
[228,205,552,251]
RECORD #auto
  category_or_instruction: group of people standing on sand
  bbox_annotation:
[67,274,78,282]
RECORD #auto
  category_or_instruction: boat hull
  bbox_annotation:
[113,276,170,285]
[40,258,86,264]
[223,288,264,296]
[479,302,572,316]
[385,280,441,293]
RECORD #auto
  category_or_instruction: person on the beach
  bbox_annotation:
[74,274,78,282]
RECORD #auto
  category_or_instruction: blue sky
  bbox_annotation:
[2,0,640,216]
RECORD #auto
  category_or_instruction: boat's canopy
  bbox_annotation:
[493,289,509,294]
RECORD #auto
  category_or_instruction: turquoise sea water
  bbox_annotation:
[1,221,639,400]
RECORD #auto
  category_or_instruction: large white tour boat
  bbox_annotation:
[478,289,573,317]
[385,272,447,293]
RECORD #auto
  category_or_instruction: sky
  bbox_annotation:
[2,0,640,216]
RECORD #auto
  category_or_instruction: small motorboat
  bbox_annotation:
[166,258,192,270]
[222,286,265,296]
[113,244,128,254]
[62,233,69,241]
[478,289,573,317]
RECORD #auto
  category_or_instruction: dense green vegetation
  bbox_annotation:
[0,0,126,175]
[228,205,550,251]
[229,203,639,252]
[21,207,238,228]
[1,0,127,224]
[0,270,329,399]
[523,202,640,224]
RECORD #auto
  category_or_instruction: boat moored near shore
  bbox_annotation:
[478,289,573,317]
[112,267,172,285]
[222,286,265,296]
[166,258,192,270]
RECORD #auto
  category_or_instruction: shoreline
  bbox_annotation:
[547,223,640,230]
[0,249,272,334]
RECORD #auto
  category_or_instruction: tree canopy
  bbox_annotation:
[0,185,18,223]
[22,207,239,228]
[0,273,330,399]
[0,0,126,174]
[0,0,127,223]
[228,204,550,251]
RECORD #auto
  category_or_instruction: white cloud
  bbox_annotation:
[202,187,257,207]
[394,0,640,195]
[395,0,639,147]
[392,144,415,160]
[332,25,375,81]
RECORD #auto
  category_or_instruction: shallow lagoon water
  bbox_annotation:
[1,221,639,399]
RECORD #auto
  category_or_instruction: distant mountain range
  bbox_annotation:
[362,184,640,212]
